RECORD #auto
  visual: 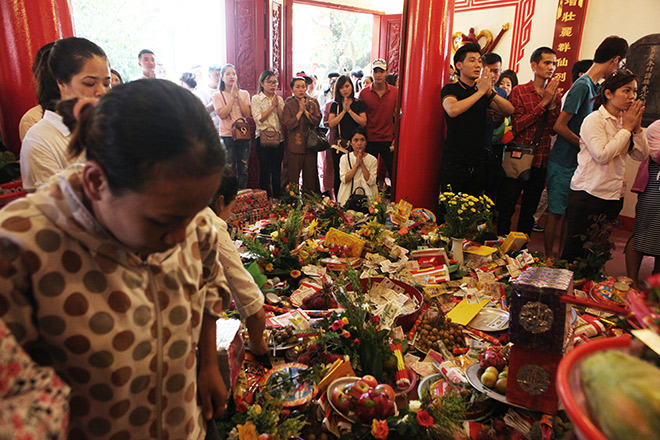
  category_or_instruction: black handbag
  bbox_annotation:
[342,154,369,213]
[306,126,330,152]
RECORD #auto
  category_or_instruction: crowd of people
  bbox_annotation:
[3,32,659,438]
[439,36,657,288]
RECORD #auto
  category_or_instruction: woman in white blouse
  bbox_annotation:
[212,64,252,189]
[251,70,285,199]
[337,127,377,207]
[562,70,649,261]
[21,37,111,190]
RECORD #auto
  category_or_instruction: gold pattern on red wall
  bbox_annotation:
[551,0,588,95]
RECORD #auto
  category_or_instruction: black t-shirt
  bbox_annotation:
[329,99,367,141]
[441,80,490,164]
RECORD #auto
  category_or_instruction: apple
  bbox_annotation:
[361,375,378,388]
[346,380,370,400]
[355,392,377,422]
[330,387,352,412]
[371,391,396,419]
[373,383,396,401]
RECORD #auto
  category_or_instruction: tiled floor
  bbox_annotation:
[527,213,656,280]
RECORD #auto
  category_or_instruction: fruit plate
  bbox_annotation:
[556,335,632,440]
[468,308,509,332]
[327,376,361,422]
[465,364,528,410]
[327,377,399,423]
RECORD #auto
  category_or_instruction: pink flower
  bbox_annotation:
[353,338,360,346]
[416,410,434,428]
[644,273,660,289]
[330,320,344,331]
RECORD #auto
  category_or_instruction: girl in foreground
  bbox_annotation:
[0,79,229,439]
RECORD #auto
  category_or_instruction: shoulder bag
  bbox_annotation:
[221,92,251,141]
[330,104,349,154]
[260,127,280,147]
[342,154,369,213]
[501,112,548,182]
[306,126,330,152]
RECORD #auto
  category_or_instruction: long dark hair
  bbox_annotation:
[593,69,638,110]
[258,70,276,94]
[69,79,225,195]
[219,64,239,91]
[333,75,354,103]
[33,37,107,112]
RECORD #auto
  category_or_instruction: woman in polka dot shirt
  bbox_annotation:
[0,80,230,439]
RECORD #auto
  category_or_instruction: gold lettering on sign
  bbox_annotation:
[561,11,577,22]
[559,27,573,38]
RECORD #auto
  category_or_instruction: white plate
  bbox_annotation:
[468,308,509,332]
[465,364,528,410]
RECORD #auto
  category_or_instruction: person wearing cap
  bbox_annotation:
[358,59,397,191]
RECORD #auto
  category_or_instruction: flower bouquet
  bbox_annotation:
[438,191,494,241]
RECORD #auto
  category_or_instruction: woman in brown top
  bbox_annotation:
[282,76,322,193]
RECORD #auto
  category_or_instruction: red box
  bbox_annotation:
[506,344,562,414]
[0,180,27,208]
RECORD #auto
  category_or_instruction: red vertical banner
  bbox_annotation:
[551,0,589,96]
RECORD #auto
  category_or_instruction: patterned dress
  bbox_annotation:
[633,160,660,256]
[0,166,229,439]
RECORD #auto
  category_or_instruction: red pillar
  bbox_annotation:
[393,0,454,210]
[0,0,74,155]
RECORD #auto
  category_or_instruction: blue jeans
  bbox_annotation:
[222,137,250,189]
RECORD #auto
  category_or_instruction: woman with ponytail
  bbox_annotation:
[562,69,649,261]
[20,37,111,190]
[0,80,230,438]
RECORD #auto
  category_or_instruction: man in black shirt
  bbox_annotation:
[440,43,513,196]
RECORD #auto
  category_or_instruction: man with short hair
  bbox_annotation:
[195,64,223,133]
[440,44,514,197]
[136,49,156,79]
[496,47,561,236]
[358,59,399,190]
[544,36,628,257]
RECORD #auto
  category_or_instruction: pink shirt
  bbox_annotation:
[212,89,251,137]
